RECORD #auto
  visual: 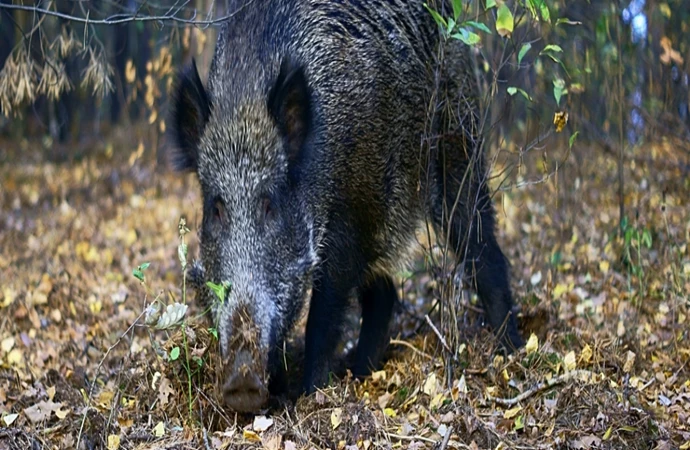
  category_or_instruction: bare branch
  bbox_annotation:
[0,1,254,27]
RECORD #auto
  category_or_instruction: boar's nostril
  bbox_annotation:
[223,352,268,413]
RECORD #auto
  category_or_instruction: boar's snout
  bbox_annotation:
[222,349,269,412]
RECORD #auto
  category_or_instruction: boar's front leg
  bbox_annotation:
[302,270,351,394]
[352,275,397,378]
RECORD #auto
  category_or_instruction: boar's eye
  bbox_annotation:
[259,196,275,225]
[211,197,225,222]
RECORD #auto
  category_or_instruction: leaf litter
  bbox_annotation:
[0,128,688,449]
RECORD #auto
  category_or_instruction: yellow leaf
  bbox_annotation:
[563,351,577,371]
[552,283,570,299]
[7,349,23,366]
[1,337,15,353]
[602,426,612,440]
[599,260,610,274]
[580,344,593,364]
[371,370,386,382]
[623,351,636,373]
[55,408,70,419]
[1,287,17,308]
[429,393,445,409]
[331,408,343,430]
[525,333,539,354]
[107,434,120,450]
[503,406,522,419]
[243,430,261,442]
[423,372,439,396]
[553,111,568,132]
[153,421,165,437]
[383,408,397,417]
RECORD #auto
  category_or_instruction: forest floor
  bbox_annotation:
[0,127,689,450]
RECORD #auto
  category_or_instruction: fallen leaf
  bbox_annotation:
[503,406,522,419]
[564,351,577,371]
[153,421,165,437]
[580,344,593,364]
[3,413,18,426]
[423,372,439,396]
[24,400,62,424]
[331,408,343,430]
[623,351,636,373]
[107,434,121,450]
[158,376,175,406]
[253,415,274,432]
[525,333,539,354]
[243,429,261,442]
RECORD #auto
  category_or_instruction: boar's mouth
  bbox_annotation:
[221,306,271,412]
[222,350,270,412]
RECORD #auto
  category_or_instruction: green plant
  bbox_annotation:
[620,215,653,301]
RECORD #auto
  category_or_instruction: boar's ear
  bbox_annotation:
[170,59,211,172]
[267,58,312,167]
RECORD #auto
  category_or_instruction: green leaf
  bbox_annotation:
[518,43,531,64]
[569,131,579,149]
[507,86,532,101]
[642,230,652,248]
[553,78,567,106]
[208,327,219,340]
[447,17,456,35]
[485,0,496,9]
[539,2,550,22]
[463,20,491,34]
[206,280,232,303]
[541,44,564,54]
[451,28,481,46]
[495,4,514,37]
[170,346,180,361]
[424,4,448,30]
[133,269,145,282]
[451,0,463,21]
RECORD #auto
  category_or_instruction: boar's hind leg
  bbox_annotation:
[432,154,523,352]
[302,272,350,395]
[463,197,523,352]
[352,275,397,378]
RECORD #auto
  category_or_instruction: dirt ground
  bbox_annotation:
[0,127,688,449]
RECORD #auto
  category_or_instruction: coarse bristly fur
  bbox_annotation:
[170,0,524,412]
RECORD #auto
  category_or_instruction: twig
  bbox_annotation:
[438,425,453,450]
[76,310,146,450]
[0,0,255,27]
[387,433,436,444]
[425,314,452,354]
[488,370,599,406]
[390,338,433,360]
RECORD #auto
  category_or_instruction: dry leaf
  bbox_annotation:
[503,406,522,419]
[580,344,593,364]
[624,351,636,373]
[564,351,577,371]
[153,421,165,437]
[253,415,274,432]
[24,400,62,424]
[525,333,539,354]
[243,429,261,442]
[158,376,175,406]
[423,372,439,396]
[107,434,121,450]
[331,408,343,430]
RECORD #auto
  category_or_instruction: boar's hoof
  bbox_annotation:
[222,351,269,412]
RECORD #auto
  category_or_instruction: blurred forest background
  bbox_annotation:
[1,0,689,449]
